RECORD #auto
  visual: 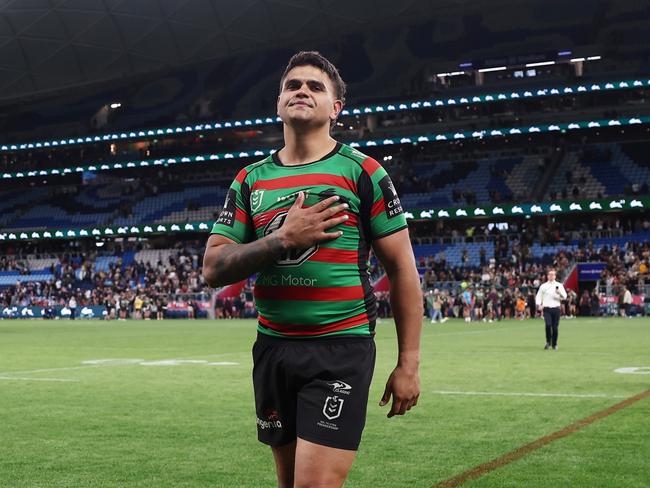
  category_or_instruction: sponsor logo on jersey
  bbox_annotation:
[327,380,352,395]
[250,189,265,212]
[277,188,312,203]
[276,188,348,205]
[256,274,318,287]
[378,175,403,219]
[322,395,344,420]
[215,188,237,227]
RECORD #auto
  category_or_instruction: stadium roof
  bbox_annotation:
[0,0,456,102]
[0,0,643,104]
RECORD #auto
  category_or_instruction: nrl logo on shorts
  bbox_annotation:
[250,189,265,212]
[323,395,344,420]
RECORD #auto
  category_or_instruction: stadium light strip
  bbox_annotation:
[1,78,648,153]
[478,66,507,73]
[0,221,212,242]
[525,61,555,67]
[405,196,650,221]
[2,196,649,242]
[2,116,649,181]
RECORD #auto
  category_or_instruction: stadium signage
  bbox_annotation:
[1,197,648,242]
[404,196,650,221]
[0,221,212,242]
[577,263,607,281]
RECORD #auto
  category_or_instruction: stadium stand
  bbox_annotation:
[10,132,650,233]
[546,141,650,200]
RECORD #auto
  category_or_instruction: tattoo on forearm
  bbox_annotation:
[211,235,285,284]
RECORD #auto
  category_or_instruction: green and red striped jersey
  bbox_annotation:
[210,142,407,338]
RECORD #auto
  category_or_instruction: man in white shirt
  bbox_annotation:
[68,296,77,320]
[621,286,633,318]
[535,268,567,350]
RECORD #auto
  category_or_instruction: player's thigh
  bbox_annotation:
[294,437,356,488]
[271,441,297,488]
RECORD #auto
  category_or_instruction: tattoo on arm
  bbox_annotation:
[208,235,285,285]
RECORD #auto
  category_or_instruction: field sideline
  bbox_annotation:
[0,317,648,487]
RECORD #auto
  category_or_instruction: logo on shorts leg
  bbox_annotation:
[327,380,352,395]
[323,396,344,420]
[257,408,282,429]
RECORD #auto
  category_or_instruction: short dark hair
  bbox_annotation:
[279,51,346,105]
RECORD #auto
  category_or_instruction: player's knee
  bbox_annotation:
[275,466,295,488]
[277,477,294,488]
[294,461,350,488]
[293,473,346,488]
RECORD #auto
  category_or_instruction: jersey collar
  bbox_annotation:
[272,142,341,167]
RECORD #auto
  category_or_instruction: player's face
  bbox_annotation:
[547,270,556,281]
[277,65,342,129]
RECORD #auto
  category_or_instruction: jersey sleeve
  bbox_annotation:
[210,168,254,244]
[358,158,408,240]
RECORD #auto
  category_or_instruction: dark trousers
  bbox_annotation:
[543,307,560,346]
[623,303,631,317]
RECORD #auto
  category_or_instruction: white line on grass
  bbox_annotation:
[430,390,627,399]
[0,376,78,382]
[0,365,107,376]
[0,355,245,377]
[426,350,617,356]
[430,325,533,337]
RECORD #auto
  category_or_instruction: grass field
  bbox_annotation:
[0,316,648,487]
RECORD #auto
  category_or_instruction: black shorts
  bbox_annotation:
[252,332,376,451]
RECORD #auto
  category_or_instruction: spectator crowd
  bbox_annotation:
[3,230,650,320]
